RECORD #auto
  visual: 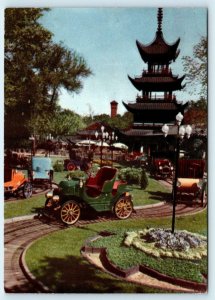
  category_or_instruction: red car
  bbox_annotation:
[151,158,174,179]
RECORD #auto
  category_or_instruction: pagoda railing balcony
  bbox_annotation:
[134,94,177,103]
[133,122,175,129]
[140,68,173,76]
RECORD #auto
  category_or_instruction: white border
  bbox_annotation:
[0,1,214,300]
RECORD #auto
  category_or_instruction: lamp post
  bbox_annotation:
[109,131,118,166]
[95,126,108,167]
[29,135,35,158]
[162,112,192,233]
[46,134,54,157]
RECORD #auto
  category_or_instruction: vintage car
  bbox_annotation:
[44,166,133,225]
[4,168,33,198]
[64,158,91,172]
[176,159,206,206]
[150,158,174,179]
[177,178,206,205]
[30,157,53,186]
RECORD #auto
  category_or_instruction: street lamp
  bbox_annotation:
[162,112,192,233]
[95,126,108,167]
[109,131,118,166]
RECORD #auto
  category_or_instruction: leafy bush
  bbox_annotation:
[118,167,141,185]
[118,167,148,189]
[66,170,86,179]
[53,160,64,172]
[140,167,148,190]
[93,159,112,166]
[88,164,100,176]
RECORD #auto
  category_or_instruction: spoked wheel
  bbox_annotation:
[60,200,81,225]
[23,182,33,199]
[114,197,133,220]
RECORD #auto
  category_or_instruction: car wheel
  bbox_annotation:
[114,197,133,220]
[60,200,81,225]
[23,182,33,199]
[67,162,76,171]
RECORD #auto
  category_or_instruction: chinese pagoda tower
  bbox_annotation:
[122,8,188,156]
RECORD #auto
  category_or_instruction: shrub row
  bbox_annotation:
[118,167,148,189]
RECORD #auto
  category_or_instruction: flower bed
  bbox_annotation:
[124,228,207,260]
[89,227,207,284]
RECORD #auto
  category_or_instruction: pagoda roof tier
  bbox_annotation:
[122,100,188,113]
[128,74,185,92]
[123,125,178,137]
[136,32,180,64]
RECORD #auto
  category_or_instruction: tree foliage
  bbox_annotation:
[51,109,85,137]
[4,8,92,146]
[184,98,207,128]
[83,111,133,130]
[182,36,207,98]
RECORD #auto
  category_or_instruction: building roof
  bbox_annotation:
[77,121,115,138]
[110,100,118,104]
[128,74,185,92]
[122,100,188,112]
[123,125,178,137]
[136,8,180,64]
[136,34,180,64]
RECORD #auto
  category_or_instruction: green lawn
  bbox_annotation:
[4,174,169,219]
[25,210,207,293]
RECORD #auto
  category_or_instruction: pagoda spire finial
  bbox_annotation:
[157,8,163,33]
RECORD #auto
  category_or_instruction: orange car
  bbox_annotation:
[4,168,33,199]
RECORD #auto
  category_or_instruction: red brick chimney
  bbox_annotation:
[110,100,118,118]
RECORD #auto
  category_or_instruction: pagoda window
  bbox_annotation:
[168,91,172,100]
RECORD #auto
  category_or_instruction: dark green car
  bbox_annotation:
[44,166,133,225]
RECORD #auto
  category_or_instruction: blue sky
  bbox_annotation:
[40,7,207,116]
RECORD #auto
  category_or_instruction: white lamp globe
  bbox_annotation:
[179,125,186,138]
[162,124,169,137]
[185,125,192,138]
[176,112,184,126]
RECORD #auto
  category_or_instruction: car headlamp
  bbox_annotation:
[53,195,60,202]
[79,179,84,188]
[46,190,53,199]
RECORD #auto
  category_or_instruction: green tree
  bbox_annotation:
[83,111,133,130]
[182,36,207,98]
[5,8,52,109]
[108,112,133,130]
[4,8,91,147]
[51,109,85,137]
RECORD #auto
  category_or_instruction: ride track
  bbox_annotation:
[4,197,206,293]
